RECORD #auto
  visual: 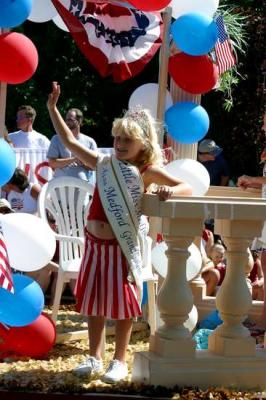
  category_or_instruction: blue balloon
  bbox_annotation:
[0,138,16,186]
[171,12,218,56]
[0,0,33,29]
[0,274,44,327]
[165,102,210,144]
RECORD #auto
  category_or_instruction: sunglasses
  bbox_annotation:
[66,117,79,122]
[16,115,29,121]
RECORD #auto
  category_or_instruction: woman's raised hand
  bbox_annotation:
[47,81,60,110]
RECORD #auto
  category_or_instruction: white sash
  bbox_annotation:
[97,155,148,302]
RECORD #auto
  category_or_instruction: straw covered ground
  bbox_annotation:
[0,305,265,399]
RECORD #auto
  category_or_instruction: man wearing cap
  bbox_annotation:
[198,139,230,186]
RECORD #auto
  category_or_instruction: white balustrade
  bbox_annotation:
[132,191,266,389]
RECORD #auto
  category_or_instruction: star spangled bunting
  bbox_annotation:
[214,15,236,75]
[0,224,14,294]
[52,0,163,82]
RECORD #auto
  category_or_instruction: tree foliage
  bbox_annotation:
[6,19,159,147]
[202,1,265,180]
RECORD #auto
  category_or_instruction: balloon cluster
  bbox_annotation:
[0,0,72,83]
[0,212,56,358]
[164,0,220,144]
[125,1,220,145]
[0,0,38,84]
[0,91,55,359]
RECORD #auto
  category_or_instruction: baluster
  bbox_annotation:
[150,217,203,358]
[208,220,256,356]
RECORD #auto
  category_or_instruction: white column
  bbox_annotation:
[150,217,203,357]
[208,220,257,356]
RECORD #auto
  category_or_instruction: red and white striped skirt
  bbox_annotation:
[75,230,142,320]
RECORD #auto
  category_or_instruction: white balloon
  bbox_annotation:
[28,0,57,23]
[184,305,198,331]
[128,83,173,120]
[53,14,69,32]
[170,0,219,19]
[165,159,210,196]
[156,304,198,332]
[0,213,56,272]
[152,241,202,281]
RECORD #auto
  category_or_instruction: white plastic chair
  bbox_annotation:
[37,176,94,322]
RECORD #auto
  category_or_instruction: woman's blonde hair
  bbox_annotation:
[111,108,164,167]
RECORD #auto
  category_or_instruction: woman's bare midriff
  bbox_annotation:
[86,219,116,240]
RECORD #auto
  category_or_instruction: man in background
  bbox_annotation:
[47,108,97,183]
[198,139,230,186]
[9,105,50,150]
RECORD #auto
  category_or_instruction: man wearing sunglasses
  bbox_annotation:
[8,105,50,150]
[47,108,97,183]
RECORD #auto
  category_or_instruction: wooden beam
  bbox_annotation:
[156,7,172,147]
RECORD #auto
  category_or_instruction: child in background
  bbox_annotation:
[1,168,40,214]
[202,219,215,258]
[47,81,192,384]
[201,243,226,296]
[248,250,264,301]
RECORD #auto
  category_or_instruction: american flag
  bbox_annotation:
[0,223,14,293]
[52,0,163,82]
[214,15,236,75]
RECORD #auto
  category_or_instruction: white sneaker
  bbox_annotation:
[73,356,103,377]
[102,359,128,384]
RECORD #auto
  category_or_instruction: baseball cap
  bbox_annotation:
[0,198,14,213]
[198,139,223,156]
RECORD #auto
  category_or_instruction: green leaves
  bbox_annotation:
[214,6,248,110]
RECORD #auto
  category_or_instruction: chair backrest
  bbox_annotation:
[38,177,94,270]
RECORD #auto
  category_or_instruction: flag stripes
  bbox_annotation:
[0,227,14,293]
[215,15,236,75]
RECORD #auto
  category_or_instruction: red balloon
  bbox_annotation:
[127,0,171,11]
[0,32,38,84]
[168,53,219,95]
[0,313,56,359]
